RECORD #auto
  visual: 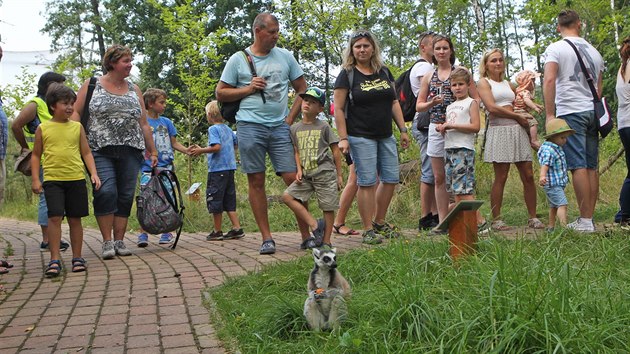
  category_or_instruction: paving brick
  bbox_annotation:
[30,323,66,337]
[198,335,222,348]
[160,323,193,336]
[0,335,25,349]
[55,334,91,349]
[21,334,58,349]
[90,333,126,348]
[162,333,196,349]
[166,346,204,354]
[97,313,128,325]
[127,323,159,336]
[94,323,127,335]
[127,347,162,354]
[127,313,157,325]
[62,324,96,336]
[160,314,189,325]
[66,314,98,326]
[126,334,160,349]
[90,345,126,354]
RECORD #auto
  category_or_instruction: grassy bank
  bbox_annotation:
[206,230,630,353]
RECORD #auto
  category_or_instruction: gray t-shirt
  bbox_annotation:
[290,119,339,176]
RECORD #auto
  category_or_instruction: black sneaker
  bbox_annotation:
[300,237,317,250]
[431,213,440,228]
[311,219,325,246]
[418,213,434,230]
[259,239,276,255]
[224,228,245,239]
[40,240,70,252]
[206,230,223,241]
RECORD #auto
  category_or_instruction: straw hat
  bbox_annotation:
[544,118,575,139]
[14,149,32,176]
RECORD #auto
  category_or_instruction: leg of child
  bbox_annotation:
[548,207,558,229]
[281,193,317,241]
[333,165,358,234]
[556,205,568,226]
[67,217,83,258]
[47,216,63,262]
[529,122,540,150]
[322,210,334,246]
[212,213,223,233]
[227,211,241,230]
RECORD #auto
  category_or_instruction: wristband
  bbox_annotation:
[339,138,348,141]
[399,127,408,133]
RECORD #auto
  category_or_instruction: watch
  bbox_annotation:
[399,127,408,133]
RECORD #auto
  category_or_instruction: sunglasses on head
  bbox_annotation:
[352,31,371,39]
[419,31,436,41]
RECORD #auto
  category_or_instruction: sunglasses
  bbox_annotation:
[419,31,436,42]
[352,31,371,39]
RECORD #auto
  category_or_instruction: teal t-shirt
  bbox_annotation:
[219,47,304,127]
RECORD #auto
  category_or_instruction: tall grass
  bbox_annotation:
[206,231,630,353]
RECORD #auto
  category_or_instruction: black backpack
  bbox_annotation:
[136,170,185,249]
[219,50,263,124]
[394,59,426,122]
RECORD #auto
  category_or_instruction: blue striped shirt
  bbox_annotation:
[537,141,568,187]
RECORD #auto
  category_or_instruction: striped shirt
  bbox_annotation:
[537,141,568,187]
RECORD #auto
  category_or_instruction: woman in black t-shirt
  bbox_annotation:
[333,29,409,245]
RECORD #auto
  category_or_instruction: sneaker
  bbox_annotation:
[40,240,70,252]
[362,229,383,245]
[114,240,132,256]
[431,213,440,228]
[224,228,245,239]
[567,218,595,233]
[372,221,400,238]
[418,213,434,231]
[102,240,116,260]
[137,233,149,247]
[478,221,491,235]
[527,218,545,229]
[300,237,317,250]
[311,219,325,246]
[159,233,173,244]
[259,239,276,255]
[206,230,223,241]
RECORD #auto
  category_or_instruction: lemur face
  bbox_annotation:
[313,248,337,269]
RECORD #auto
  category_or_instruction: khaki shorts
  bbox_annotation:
[285,170,339,211]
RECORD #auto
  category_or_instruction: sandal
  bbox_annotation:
[71,258,87,273]
[0,260,14,268]
[44,260,62,278]
[0,267,8,275]
[528,218,545,229]
[491,220,511,231]
[333,223,359,236]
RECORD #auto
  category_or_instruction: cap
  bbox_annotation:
[299,87,326,106]
[544,118,575,139]
[515,70,541,86]
[14,149,32,176]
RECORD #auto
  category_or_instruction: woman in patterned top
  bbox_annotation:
[477,49,543,231]
[416,35,479,225]
[73,45,157,260]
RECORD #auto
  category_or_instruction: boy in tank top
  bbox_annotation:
[31,83,101,277]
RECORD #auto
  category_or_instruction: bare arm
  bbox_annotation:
[12,102,38,150]
[391,100,409,149]
[293,144,302,183]
[134,84,158,166]
[215,80,260,103]
[539,164,549,186]
[71,78,91,123]
[331,143,343,190]
[286,76,307,125]
[170,136,189,155]
[416,70,443,112]
[543,62,558,122]
[30,127,43,194]
[194,144,221,155]
[477,78,530,126]
[79,126,101,190]
[333,88,350,155]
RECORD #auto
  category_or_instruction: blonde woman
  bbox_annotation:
[333,30,409,244]
[477,49,543,230]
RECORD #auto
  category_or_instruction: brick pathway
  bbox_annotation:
[0,218,367,353]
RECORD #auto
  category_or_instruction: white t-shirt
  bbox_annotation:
[543,37,604,116]
[409,59,434,121]
[616,65,630,130]
[445,97,476,150]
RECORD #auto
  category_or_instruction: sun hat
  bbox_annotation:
[14,149,32,176]
[544,118,575,139]
[299,87,326,106]
[515,70,541,86]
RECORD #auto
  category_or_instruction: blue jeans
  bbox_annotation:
[411,128,435,184]
[348,135,399,186]
[92,146,143,217]
[37,168,48,226]
[236,121,296,174]
[618,128,630,222]
[544,185,568,208]
[559,110,598,170]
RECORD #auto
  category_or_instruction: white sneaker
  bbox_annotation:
[102,240,116,259]
[114,240,132,256]
[567,218,595,233]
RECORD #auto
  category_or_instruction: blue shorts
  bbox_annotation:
[92,146,143,217]
[445,148,475,195]
[559,111,598,170]
[348,135,399,187]
[37,168,48,226]
[236,121,296,175]
[412,128,435,184]
[206,170,237,214]
[544,185,568,208]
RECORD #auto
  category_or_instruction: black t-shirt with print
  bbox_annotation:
[335,67,396,139]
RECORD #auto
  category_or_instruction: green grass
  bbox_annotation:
[206,231,630,353]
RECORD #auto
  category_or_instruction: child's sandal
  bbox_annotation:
[71,258,87,273]
[44,260,62,278]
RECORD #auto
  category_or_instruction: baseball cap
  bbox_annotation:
[299,87,326,106]
[544,118,575,139]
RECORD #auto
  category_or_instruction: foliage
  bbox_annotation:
[207,232,630,353]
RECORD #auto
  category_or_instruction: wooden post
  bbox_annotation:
[448,210,478,259]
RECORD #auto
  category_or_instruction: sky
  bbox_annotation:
[1,0,55,89]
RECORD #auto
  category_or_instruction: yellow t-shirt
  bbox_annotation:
[41,120,85,181]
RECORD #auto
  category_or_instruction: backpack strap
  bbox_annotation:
[563,39,600,102]
[243,49,266,104]
[81,77,97,131]
[157,170,185,250]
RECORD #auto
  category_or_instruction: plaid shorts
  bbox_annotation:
[445,148,475,195]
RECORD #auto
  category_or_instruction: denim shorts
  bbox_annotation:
[348,135,399,187]
[236,121,296,175]
[559,110,598,170]
[92,146,143,217]
[43,180,89,218]
[445,148,476,195]
[285,170,339,211]
[412,128,435,184]
[427,123,445,158]
[206,170,237,213]
[544,185,568,208]
[37,168,48,226]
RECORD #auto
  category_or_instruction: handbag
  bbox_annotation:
[219,50,264,124]
[564,39,613,138]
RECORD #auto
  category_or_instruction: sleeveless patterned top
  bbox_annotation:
[87,79,144,151]
[429,66,455,124]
